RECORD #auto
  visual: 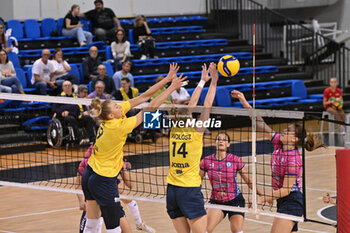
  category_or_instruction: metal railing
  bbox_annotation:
[209,0,350,91]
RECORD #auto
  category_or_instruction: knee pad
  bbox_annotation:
[83,218,100,233]
[100,204,121,230]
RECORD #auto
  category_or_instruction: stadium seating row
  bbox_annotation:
[6,16,207,41]
[19,39,227,59]
[133,66,279,83]
[186,80,309,108]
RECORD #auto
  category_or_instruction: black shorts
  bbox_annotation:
[277,191,304,232]
[82,165,120,207]
[166,184,206,220]
[209,193,246,218]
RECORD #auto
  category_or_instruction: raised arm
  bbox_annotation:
[133,74,186,128]
[129,63,179,108]
[239,166,263,196]
[196,63,218,133]
[188,63,211,110]
[113,17,122,29]
[231,90,275,140]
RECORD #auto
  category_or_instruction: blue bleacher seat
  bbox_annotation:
[7,52,21,68]
[23,19,41,39]
[80,18,92,33]
[57,18,64,36]
[22,116,51,131]
[129,29,134,44]
[41,18,57,37]
[15,68,36,92]
[105,45,113,60]
[69,64,81,81]
[102,62,114,77]
[6,19,24,39]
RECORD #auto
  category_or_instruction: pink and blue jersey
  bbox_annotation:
[271,133,302,192]
[200,153,244,203]
[78,145,94,175]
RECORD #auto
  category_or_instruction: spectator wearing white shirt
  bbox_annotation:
[51,48,79,92]
[31,49,63,95]
[171,87,190,105]
[112,61,134,90]
[111,29,131,71]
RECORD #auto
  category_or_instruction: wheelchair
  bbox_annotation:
[47,115,92,149]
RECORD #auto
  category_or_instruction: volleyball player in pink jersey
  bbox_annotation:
[200,132,262,233]
[231,90,323,233]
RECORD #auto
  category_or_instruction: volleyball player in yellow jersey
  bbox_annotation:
[166,62,218,233]
[82,63,187,233]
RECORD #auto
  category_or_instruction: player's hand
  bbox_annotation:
[231,90,246,101]
[209,62,218,81]
[166,63,180,82]
[79,201,86,211]
[123,161,132,170]
[170,73,187,90]
[323,193,331,204]
[257,195,265,205]
[201,63,210,82]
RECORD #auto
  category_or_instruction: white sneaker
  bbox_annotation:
[136,222,156,233]
[140,55,147,60]
[80,41,87,47]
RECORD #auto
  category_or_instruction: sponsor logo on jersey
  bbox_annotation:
[226,162,232,167]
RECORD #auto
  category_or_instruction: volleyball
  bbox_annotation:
[330,97,343,110]
[217,55,240,77]
[332,99,343,110]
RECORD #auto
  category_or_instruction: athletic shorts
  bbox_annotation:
[277,191,304,232]
[209,193,246,218]
[82,165,120,207]
[166,184,206,220]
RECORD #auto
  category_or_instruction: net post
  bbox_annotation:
[302,115,307,221]
[253,24,256,109]
[251,108,258,216]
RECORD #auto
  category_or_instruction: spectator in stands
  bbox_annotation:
[77,84,89,98]
[0,49,24,94]
[0,84,11,93]
[111,29,131,71]
[53,80,96,145]
[171,86,190,105]
[112,61,134,90]
[82,46,102,83]
[80,0,122,41]
[133,15,155,60]
[52,48,79,93]
[91,64,115,98]
[114,77,139,101]
[32,49,62,95]
[323,78,345,122]
[0,22,11,52]
[88,81,109,99]
[62,4,93,47]
[150,76,171,104]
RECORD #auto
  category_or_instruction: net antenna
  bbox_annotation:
[251,24,258,217]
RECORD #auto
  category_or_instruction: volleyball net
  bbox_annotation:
[0,93,341,224]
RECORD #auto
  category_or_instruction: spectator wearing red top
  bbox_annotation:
[323,78,344,122]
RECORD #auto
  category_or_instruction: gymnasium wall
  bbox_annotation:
[0,0,207,20]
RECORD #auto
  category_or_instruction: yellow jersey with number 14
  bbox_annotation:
[88,101,136,178]
[166,127,203,187]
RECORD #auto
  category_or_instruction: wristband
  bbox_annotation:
[198,80,205,88]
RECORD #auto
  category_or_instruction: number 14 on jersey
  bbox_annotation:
[172,142,188,158]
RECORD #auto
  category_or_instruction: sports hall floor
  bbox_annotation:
[0,124,338,233]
